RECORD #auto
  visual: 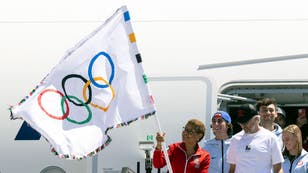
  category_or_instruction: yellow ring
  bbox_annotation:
[83,76,115,112]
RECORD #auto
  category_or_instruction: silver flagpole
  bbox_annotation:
[154,114,174,173]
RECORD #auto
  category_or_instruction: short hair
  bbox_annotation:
[282,124,303,157]
[187,119,205,142]
[256,98,277,111]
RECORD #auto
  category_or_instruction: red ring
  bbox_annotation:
[38,89,70,120]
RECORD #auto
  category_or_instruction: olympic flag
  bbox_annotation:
[9,6,156,159]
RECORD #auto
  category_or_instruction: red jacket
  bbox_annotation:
[153,142,210,173]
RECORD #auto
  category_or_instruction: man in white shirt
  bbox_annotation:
[256,98,283,150]
[227,104,284,173]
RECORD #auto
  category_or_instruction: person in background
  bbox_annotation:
[296,108,307,128]
[282,124,308,173]
[297,108,308,151]
[275,107,287,128]
[153,119,210,173]
[256,98,283,149]
[227,104,284,173]
[301,124,308,151]
[203,111,233,173]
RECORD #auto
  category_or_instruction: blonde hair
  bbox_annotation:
[283,124,303,157]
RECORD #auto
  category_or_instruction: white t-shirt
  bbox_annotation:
[227,127,284,173]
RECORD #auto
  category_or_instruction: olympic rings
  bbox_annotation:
[38,89,70,120]
[88,51,115,88]
[38,51,116,125]
[62,74,92,106]
[61,95,92,125]
[83,76,115,112]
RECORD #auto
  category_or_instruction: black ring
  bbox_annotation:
[61,74,92,106]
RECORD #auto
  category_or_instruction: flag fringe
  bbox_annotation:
[51,111,156,159]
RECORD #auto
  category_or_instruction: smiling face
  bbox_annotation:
[212,117,228,139]
[259,104,277,123]
[182,124,201,145]
[181,119,205,146]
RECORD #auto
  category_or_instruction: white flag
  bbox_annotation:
[10,6,156,159]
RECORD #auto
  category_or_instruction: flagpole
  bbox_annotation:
[154,114,174,173]
[92,155,98,173]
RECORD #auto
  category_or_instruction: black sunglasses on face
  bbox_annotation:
[182,127,196,135]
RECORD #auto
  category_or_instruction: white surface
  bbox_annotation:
[1,1,308,172]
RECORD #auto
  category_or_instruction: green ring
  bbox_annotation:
[61,95,92,125]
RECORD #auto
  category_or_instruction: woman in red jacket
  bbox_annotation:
[153,119,210,173]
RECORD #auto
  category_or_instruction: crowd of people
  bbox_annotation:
[152,97,308,173]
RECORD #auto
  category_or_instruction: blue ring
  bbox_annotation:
[88,52,115,88]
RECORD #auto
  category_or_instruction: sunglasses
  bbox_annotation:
[182,127,196,135]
